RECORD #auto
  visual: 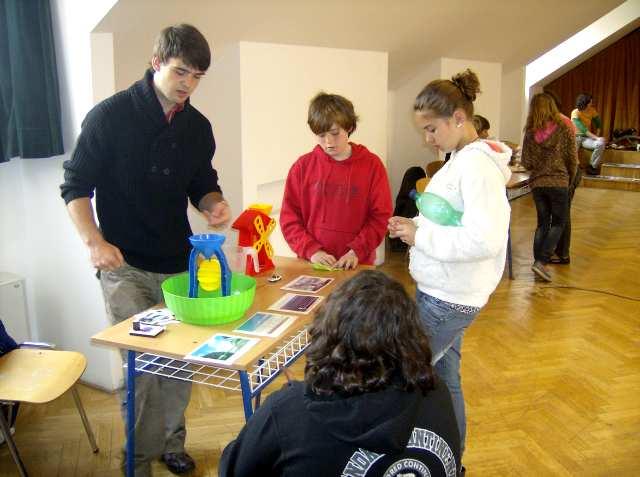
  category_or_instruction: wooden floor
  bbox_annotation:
[2,187,639,476]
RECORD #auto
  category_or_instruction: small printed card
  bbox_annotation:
[129,323,165,337]
[133,308,178,326]
[234,312,296,338]
[184,334,259,365]
[268,293,323,315]
[281,275,334,293]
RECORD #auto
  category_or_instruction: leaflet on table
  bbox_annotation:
[133,308,179,326]
[280,275,334,293]
[268,293,323,315]
[234,312,296,338]
[184,333,259,365]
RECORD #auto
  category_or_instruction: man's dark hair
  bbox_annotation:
[305,270,435,396]
[576,93,593,111]
[152,24,211,71]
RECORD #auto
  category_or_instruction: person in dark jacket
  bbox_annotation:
[60,24,230,476]
[390,166,427,252]
[219,270,461,477]
[0,320,19,441]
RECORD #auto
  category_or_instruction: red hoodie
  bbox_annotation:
[280,143,393,265]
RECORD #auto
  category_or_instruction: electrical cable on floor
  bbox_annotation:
[539,283,640,302]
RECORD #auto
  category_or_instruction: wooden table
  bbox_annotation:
[505,167,531,279]
[91,256,362,476]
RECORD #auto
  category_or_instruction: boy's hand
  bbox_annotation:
[310,250,337,267]
[388,216,417,247]
[335,250,358,270]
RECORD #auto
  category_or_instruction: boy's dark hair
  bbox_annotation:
[307,92,358,136]
[152,24,211,72]
[414,69,481,118]
[305,270,435,396]
[576,93,593,111]
[472,114,490,134]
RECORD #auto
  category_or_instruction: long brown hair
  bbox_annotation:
[525,93,562,132]
[305,270,435,396]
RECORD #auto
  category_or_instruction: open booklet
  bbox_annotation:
[184,333,259,365]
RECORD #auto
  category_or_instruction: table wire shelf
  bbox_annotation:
[507,183,531,201]
[134,326,310,393]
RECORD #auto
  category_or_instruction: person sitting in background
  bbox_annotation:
[390,166,427,252]
[0,320,19,444]
[219,270,461,477]
[571,93,605,175]
[472,114,491,139]
[522,93,577,282]
[280,93,393,270]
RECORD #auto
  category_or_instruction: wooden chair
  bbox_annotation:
[0,347,98,476]
[415,177,429,193]
[426,160,445,178]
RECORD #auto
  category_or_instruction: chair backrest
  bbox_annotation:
[426,160,445,178]
[415,177,429,193]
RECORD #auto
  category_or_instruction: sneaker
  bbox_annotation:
[586,165,599,175]
[531,261,552,282]
[162,452,195,474]
[549,255,570,265]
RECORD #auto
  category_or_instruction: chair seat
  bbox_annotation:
[0,349,86,403]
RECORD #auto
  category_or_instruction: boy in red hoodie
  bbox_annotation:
[280,93,392,269]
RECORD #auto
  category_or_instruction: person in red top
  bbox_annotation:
[280,93,393,269]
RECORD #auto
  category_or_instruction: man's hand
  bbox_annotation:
[202,199,231,228]
[335,249,359,270]
[310,250,337,267]
[388,216,417,247]
[89,238,124,271]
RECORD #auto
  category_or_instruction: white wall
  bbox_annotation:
[237,42,388,258]
[0,0,124,391]
[500,66,526,144]
[441,58,502,141]
[387,59,441,199]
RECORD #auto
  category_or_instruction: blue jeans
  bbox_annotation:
[416,290,478,455]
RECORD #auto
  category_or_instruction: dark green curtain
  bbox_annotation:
[0,0,63,163]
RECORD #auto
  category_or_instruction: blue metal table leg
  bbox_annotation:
[239,371,254,422]
[507,226,514,279]
[126,350,136,477]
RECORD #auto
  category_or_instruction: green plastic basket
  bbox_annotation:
[162,272,256,326]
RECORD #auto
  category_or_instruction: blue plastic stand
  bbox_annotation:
[188,234,232,298]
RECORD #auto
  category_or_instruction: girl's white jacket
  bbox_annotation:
[410,140,512,307]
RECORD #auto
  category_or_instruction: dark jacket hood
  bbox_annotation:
[303,382,423,453]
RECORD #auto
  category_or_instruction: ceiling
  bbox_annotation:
[96,0,625,88]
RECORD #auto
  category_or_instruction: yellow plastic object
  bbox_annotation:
[248,203,273,215]
[253,215,275,259]
[197,258,221,291]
